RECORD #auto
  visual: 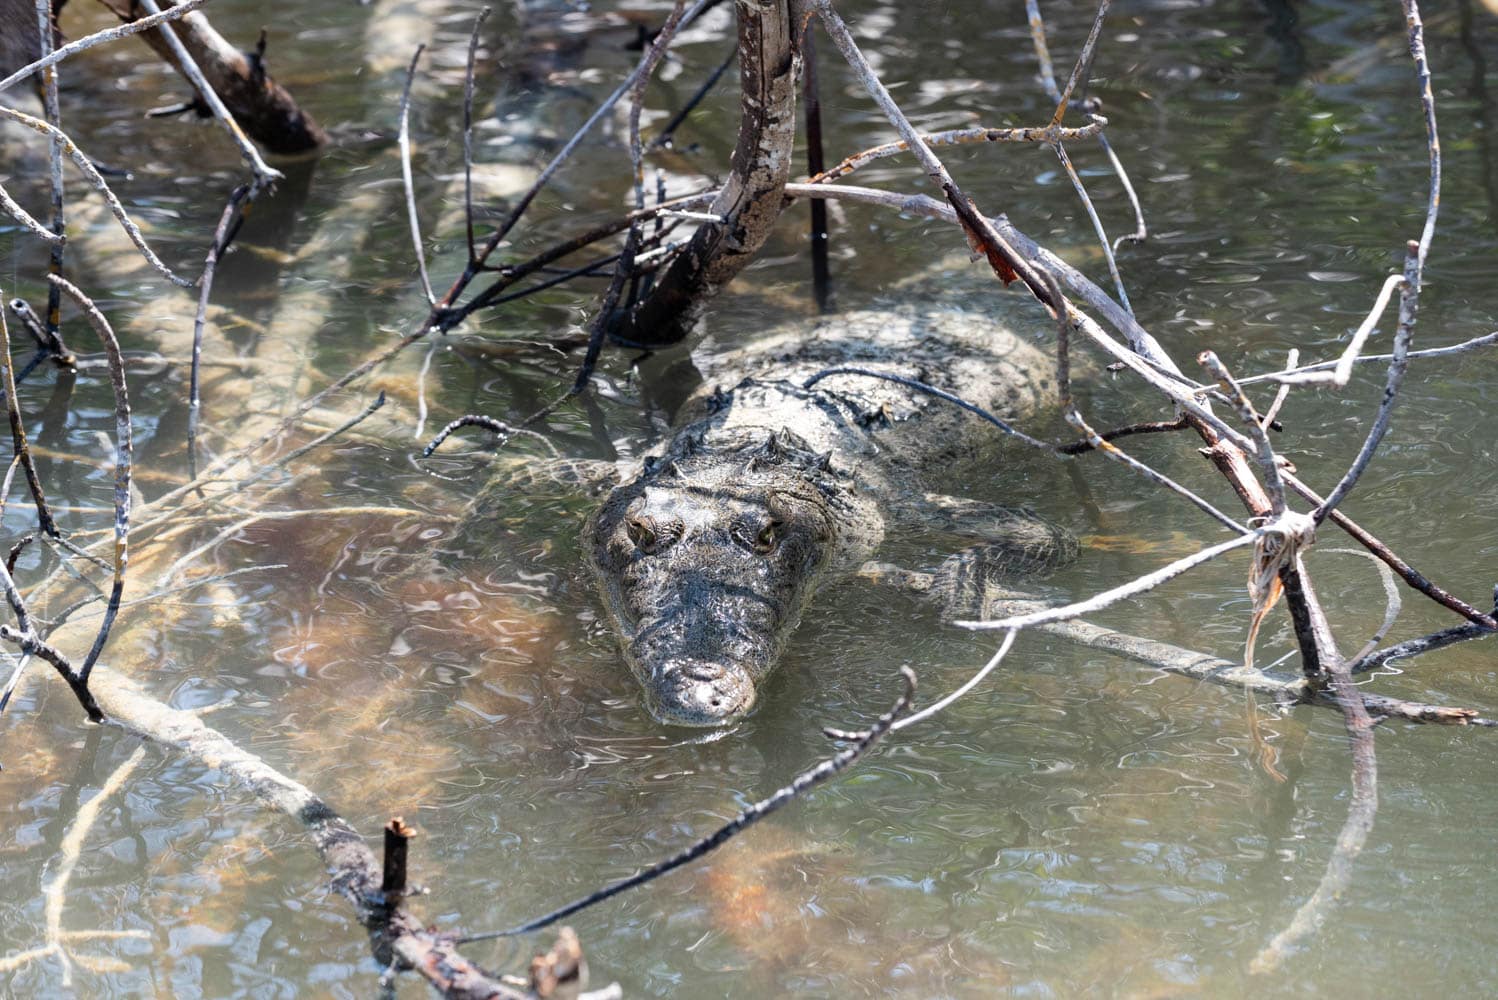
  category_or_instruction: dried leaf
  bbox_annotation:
[949,193,1019,285]
[1244,511,1317,669]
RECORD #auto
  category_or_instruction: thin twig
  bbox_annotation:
[1276,275,1404,387]
[35,0,66,355]
[957,531,1261,631]
[0,181,64,244]
[235,392,387,493]
[1052,129,1131,313]
[1025,0,1062,101]
[1261,349,1297,428]
[1096,132,1146,248]
[0,288,58,537]
[461,668,916,941]
[807,121,1105,186]
[1025,0,1146,249]
[0,105,195,288]
[397,44,435,306]
[650,44,737,150]
[889,631,1015,732]
[132,0,284,185]
[189,182,253,482]
[1051,0,1112,124]
[0,0,213,93]
[1404,0,1441,271]
[1055,417,1186,454]
[1238,330,1498,386]
[1313,243,1419,522]
[48,277,131,687]
[462,10,491,269]
[6,298,72,366]
[422,415,559,458]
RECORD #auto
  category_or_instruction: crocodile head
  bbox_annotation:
[585,435,845,726]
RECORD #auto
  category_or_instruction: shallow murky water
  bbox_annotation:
[2,0,1498,996]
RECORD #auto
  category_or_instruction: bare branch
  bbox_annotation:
[0,180,63,244]
[0,284,57,536]
[398,44,435,306]
[807,121,1105,186]
[1238,330,1498,386]
[132,0,284,185]
[0,0,212,93]
[0,104,195,287]
[1313,242,1419,522]
[189,182,254,481]
[47,276,131,687]
[461,10,490,269]
[957,531,1261,632]
[1050,0,1111,124]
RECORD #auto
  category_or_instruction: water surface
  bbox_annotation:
[2,0,1497,996]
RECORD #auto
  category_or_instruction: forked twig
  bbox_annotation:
[48,277,131,688]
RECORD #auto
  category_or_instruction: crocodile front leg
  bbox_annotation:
[869,492,1079,619]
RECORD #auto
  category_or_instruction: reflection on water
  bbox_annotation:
[2,0,1498,995]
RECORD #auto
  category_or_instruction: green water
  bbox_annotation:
[2,0,1497,996]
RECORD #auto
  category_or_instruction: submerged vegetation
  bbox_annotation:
[1,0,1498,995]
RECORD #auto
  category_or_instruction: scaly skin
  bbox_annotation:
[584,295,1068,725]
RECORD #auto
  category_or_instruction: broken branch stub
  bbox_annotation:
[92,0,326,155]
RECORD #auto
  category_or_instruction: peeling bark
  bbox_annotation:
[618,0,801,345]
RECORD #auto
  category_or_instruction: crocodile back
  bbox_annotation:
[687,291,1059,473]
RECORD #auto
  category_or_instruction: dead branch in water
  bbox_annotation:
[46,277,130,688]
[0,0,1491,993]
[0,104,195,287]
[616,0,802,346]
[79,669,606,999]
[0,744,151,983]
[0,287,57,537]
[92,0,325,155]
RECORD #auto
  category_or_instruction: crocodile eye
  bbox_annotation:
[626,516,658,554]
[754,519,781,554]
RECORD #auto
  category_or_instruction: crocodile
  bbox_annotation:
[469,285,1078,725]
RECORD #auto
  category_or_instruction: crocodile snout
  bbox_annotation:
[647,658,757,726]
